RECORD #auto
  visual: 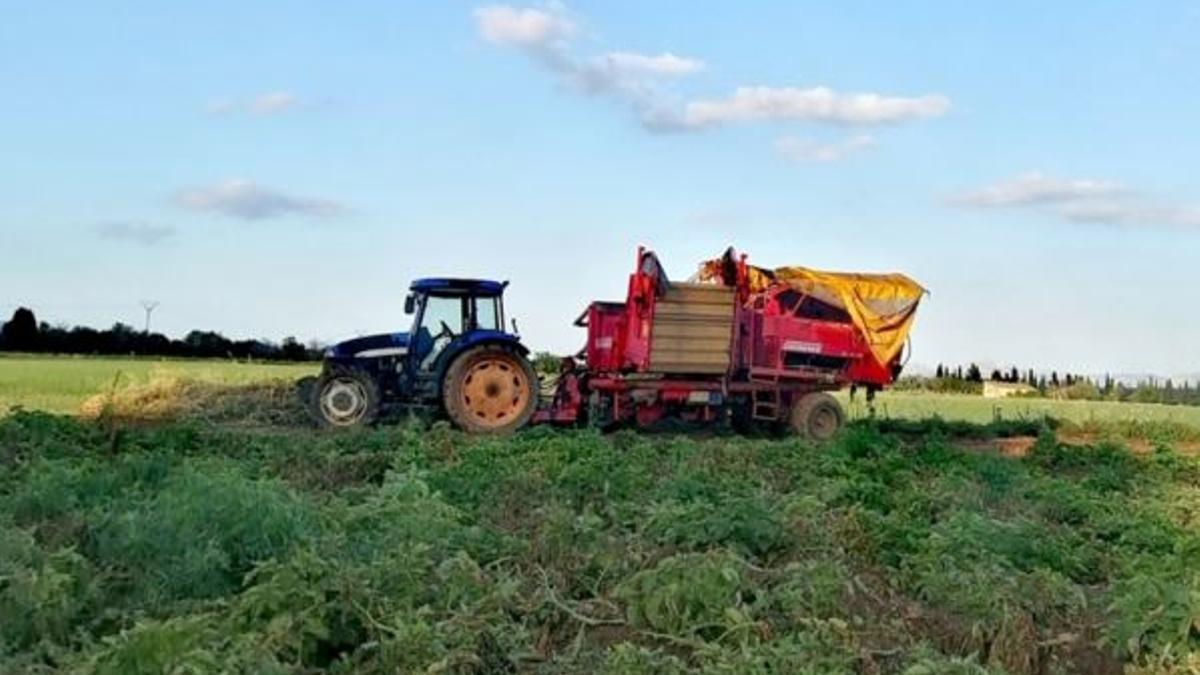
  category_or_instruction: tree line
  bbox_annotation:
[902,362,1200,407]
[0,307,321,361]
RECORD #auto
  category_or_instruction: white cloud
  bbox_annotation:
[597,51,704,76]
[474,3,948,152]
[474,4,575,47]
[249,91,299,115]
[952,171,1200,229]
[950,172,1125,207]
[775,134,875,162]
[94,221,177,245]
[205,98,237,114]
[175,180,344,221]
[473,4,705,128]
[1059,201,1200,228]
[676,86,950,130]
[205,91,303,116]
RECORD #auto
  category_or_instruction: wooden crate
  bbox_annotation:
[648,283,734,374]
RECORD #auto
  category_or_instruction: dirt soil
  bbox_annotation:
[957,434,1200,457]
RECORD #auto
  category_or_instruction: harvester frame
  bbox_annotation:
[533,247,914,438]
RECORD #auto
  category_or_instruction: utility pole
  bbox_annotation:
[140,300,160,334]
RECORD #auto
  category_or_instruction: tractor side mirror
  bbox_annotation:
[404,294,416,315]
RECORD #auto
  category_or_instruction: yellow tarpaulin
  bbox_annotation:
[698,253,926,365]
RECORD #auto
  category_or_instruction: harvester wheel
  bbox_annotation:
[311,366,381,429]
[443,345,538,434]
[789,392,844,441]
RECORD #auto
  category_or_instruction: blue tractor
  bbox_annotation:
[308,278,538,433]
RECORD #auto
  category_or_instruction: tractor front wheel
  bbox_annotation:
[311,366,381,429]
[789,392,844,441]
[443,346,538,434]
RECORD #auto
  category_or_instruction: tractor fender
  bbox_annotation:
[434,332,528,385]
[457,330,528,355]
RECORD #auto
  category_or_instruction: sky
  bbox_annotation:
[1,1,1198,375]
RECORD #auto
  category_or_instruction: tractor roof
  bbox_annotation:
[410,278,507,296]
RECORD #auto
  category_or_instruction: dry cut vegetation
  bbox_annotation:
[4,398,1200,674]
[78,374,311,428]
[0,355,315,415]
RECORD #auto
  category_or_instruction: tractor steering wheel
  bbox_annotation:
[438,320,455,339]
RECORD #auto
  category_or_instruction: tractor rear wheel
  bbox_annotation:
[789,392,844,441]
[443,345,538,434]
[311,366,381,429]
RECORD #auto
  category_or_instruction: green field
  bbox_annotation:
[0,355,316,414]
[4,355,1200,435]
[4,355,1200,672]
[845,390,1200,429]
[4,411,1200,673]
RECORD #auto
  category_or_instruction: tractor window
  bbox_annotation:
[421,295,465,336]
[416,295,466,372]
[474,297,500,331]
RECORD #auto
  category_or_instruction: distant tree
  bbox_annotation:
[1131,384,1160,404]
[990,369,1003,382]
[1050,371,1060,388]
[966,363,982,383]
[184,330,233,358]
[35,322,69,352]
[108,322,138,353]
[955,365,963,380]
[1,307,39,351]
[280,337,307,361]
[532,351,566,376]
[1009,367,1020,383]
[1027,369,1036,386]
[0,306,319,361]
[935,364,945,379]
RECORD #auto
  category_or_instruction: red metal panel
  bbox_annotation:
[764,316,860,359]
[734,282,895,388]
[619,248,662,372]
[584,302,626,373]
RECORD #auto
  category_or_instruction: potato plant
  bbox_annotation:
[2,411,1200,673]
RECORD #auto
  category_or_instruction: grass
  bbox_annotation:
[5,354,1200,434]
[0,354,316,415]
[844,390,1200,430]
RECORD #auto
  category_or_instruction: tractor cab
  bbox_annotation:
[311,277,536,432]
[405,278,511,376]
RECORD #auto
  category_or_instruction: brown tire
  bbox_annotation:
[442,345,538,434]
[789,392,844,441]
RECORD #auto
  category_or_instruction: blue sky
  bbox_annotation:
[1,1,1198,374]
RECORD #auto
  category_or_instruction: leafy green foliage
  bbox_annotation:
[616,551,750,639]
[3,410,1200,672]
[644,493,786,558]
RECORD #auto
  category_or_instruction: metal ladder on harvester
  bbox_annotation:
[749,371,782,421]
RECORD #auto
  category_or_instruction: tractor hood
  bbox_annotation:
[327,332,410,359]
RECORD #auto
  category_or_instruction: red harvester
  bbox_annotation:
[536,246,926,439]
